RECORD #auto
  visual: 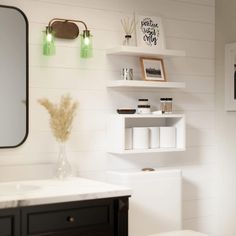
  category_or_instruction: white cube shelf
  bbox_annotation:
[107,114,186,154]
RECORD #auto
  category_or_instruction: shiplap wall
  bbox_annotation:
[0,0,216,235]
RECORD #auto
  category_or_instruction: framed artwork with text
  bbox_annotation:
[136,15,165,49]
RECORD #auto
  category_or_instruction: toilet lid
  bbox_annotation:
[149,230,208,236]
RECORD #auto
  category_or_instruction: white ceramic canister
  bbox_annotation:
[132,127,149,149]
[138,99,149,106]
[137,105,151,114]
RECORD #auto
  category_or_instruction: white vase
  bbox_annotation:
[56,142,72,180]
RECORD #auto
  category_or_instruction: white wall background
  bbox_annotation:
[0,0,216,235]
[215,1,236,236]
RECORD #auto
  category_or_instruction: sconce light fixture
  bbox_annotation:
[43,18,93,58]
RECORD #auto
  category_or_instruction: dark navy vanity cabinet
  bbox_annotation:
[0,197,129,236]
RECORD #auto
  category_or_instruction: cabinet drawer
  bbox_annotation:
[0,208,20,236]
[22,199,114,235]
[0,216,13,236]
[28,205,110,234]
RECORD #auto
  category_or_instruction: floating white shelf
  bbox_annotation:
[111,114,185,118]
[107,114,186,154]
[106,46,186,57]
[107,80,186,89]
[108,148,185,154]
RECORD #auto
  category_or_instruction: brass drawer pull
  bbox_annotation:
[67,216,75,223]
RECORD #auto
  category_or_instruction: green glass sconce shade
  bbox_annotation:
[80,30,93,59]
[43,27,55,56]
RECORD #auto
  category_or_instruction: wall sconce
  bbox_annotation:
[43,18,93,58]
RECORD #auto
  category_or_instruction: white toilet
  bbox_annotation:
[107,169,208,236]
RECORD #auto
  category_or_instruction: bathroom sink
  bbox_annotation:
[0,183,41,195]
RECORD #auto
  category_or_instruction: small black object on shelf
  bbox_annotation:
[117,109,136,114]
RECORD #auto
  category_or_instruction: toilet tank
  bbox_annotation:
[107,169,182,236]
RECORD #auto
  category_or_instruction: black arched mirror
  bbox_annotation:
[0,5,28,148]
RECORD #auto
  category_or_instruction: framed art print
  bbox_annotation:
[140,57,166,81]
[136,15,165,49]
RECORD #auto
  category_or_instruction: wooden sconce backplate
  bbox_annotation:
[51,21,79,39]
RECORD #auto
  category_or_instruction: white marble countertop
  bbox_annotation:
[0,177,132,208]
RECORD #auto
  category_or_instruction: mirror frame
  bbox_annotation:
[0,5,29,148]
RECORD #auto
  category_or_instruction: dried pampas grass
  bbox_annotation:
[38,95,78,143]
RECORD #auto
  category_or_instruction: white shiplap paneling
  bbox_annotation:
[0,0,216,234]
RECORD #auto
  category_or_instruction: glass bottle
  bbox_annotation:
[160,98,166,114]
[165,98,173,113]
[123,35,132,46]
[56,142,72,180]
